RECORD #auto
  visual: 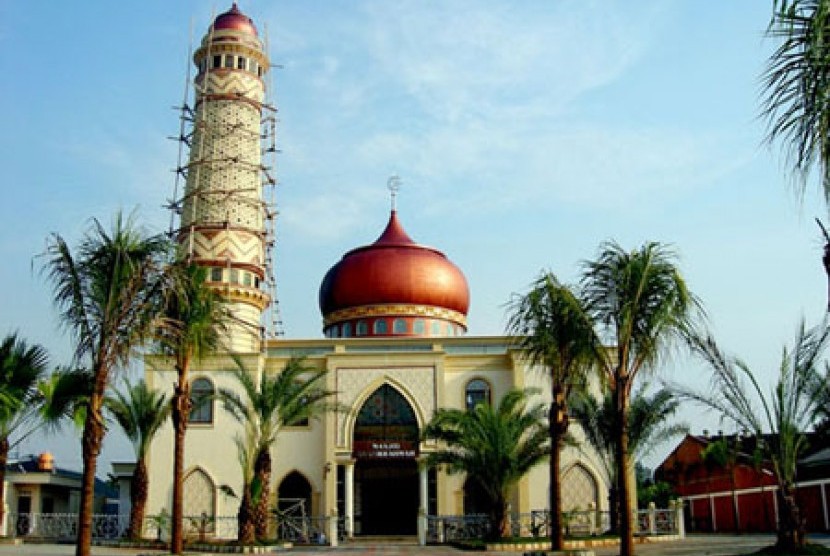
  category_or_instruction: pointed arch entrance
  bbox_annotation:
[352,384,420,535]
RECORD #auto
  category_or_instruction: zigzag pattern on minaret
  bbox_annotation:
[202,73,264,101]
[186,231,263,264]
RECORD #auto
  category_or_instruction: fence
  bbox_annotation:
[7,506,681,545]
[426,504,683,543]
[7,513,127,540]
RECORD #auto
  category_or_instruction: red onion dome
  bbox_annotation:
[213,3,258,36]
[319,211,470,337]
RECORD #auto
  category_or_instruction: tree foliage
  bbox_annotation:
[579,241,702,556]
[762,0,830,200]
[0,333,50,529]
[105,379,170,539]
[42,212,171,556]
[219,357,335,543]
[153,262,228,555]
[421,388,550,541]
[679,320,830,551]
[507,272,602,549]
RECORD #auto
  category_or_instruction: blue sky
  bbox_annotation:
[0,1,827,472]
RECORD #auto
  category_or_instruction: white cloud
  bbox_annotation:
[363,1,664,122]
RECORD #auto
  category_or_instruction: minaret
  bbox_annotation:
[175,3,274,352]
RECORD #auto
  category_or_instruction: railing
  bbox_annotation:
[426,506,682,543]
[426,514,490,543]
[529,509,612,538]
[275,515,332,544]
[8,507,681,544]
[6,513,240,541]
[7,513,128,540]
[635,506,679,536]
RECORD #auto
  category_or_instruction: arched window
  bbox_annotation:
[373,319,388,335]
[393,319,407,334]
[190,378,214,423]
[430,321,441,336]
[356,320,368,336]
[413,319,425,335]
[342,322,352,337]
[465,379,490,411]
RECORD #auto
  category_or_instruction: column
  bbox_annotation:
[418,466,428,545]
[344,461,355,538]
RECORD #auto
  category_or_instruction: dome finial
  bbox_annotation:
[387,175,401,211]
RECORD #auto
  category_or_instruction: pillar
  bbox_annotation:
[418,466,428,545]
[344,461,355,538]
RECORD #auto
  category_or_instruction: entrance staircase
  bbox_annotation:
[343,536,419,546]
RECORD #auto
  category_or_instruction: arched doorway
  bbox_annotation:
[562,464,599,511]
[352,384,419,535]
[278,471,313,517]
[183,468,216,535]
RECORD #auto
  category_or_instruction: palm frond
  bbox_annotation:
[762,0,830,199]
[105,379,170,459]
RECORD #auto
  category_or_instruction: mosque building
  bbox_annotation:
[142,4,609,539]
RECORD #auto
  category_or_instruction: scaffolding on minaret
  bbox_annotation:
[262,23,284,338]
[166,11,284,348]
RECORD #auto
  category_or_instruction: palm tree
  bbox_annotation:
[570,385,688,532]
[105,379,170,539]
[761,0,830,308]
[421,388,550,541]
[580,241,701,556]
[762,0,830,199]
[680,321,830,551]
[218,357,334,543]
[154,262,228,554]
[0,333,49,530]
[41,213,170,556]
[38,367,93,434]
[506,273,601,549]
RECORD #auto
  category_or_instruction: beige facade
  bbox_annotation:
[143,335,610,537]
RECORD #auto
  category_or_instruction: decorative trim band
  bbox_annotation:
[323,304,467,327]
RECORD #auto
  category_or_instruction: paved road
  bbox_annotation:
[1,535,829,556]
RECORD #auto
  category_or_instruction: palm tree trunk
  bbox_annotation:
[549,400,565,550]
[776,484,805,551]
[615,382,635,556]
[171,375,191,554]
[128,458,149,539]
[253,450,271,539]
[608,484,619,534]
[238,487,256,545]
[487,494,508,542]
[76,393,106,556]
[0,437,8,536]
